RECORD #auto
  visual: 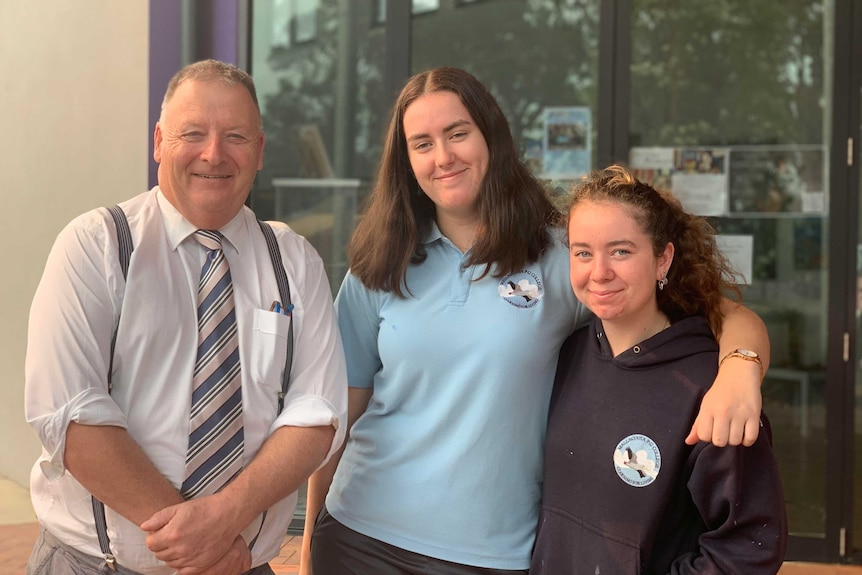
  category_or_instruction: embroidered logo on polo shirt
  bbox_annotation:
[498,270,544,308]
[613,434,661,488]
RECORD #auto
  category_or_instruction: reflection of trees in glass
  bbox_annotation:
[631,0,825,147]
[411,0,600,160]
[250,0,599,292]
[256,0,387,213]
[254,0,600,213]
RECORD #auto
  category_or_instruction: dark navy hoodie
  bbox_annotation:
[531,316,787,575]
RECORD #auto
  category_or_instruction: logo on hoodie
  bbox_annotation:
[613,434,661,487]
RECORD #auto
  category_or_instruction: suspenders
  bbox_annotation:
[91,206,294,568]
[257,219,295,411]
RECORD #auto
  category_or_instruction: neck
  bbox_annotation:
[436,213,480,253]
[602,309,670,357]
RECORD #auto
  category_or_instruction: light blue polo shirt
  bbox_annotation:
[326,225,587,570]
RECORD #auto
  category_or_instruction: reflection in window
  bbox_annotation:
[251,0,387,295]
[375,0,440,23]
[629,0,831,540]
[413,0,440,13]
[410,0,600,185]
[269,0,290,46]
[265,0,318,46]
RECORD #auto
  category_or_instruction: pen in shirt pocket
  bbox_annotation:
[269,300,294,316]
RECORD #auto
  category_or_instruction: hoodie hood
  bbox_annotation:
[593,315,718,369]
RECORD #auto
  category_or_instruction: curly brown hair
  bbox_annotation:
[347,67,561,296]
[566,165,741,336]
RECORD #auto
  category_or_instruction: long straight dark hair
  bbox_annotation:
[348,67,561,296]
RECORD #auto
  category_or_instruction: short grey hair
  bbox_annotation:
[159,59,262,129]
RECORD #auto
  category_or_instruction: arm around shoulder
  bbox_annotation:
[687,299,770,447]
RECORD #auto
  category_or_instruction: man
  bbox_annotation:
[24,59,347,575]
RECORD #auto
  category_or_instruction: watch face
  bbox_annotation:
[737,349,759,358]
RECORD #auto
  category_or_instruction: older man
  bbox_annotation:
[25,60,347,575]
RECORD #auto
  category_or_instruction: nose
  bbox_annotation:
[435,143,454,167]
[590,256,613,282]
[200,135,224,164]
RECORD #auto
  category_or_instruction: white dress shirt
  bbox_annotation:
[25,188,348,574]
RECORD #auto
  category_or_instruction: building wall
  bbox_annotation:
[0,0,149,488]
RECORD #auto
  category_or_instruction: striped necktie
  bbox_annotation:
[181,230,244,499]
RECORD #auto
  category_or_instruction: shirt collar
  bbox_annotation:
[420,220,445,246]
[155,187,248,255]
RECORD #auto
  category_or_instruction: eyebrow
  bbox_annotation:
[569,239,637,249]
[406,119,473,143]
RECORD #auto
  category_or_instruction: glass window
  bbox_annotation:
[374,0,440,23]
[294,0,318,43]
[251,0,386,296]
[629,0,831,538]
[411,0,601,197]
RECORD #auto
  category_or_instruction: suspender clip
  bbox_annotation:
[104,554,117,571]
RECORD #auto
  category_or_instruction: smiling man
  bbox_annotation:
[24,60,347,575]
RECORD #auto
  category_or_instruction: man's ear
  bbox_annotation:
[257,132,266,171]
[153,123,163,164]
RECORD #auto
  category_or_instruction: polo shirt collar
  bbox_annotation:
[421,221,445,245]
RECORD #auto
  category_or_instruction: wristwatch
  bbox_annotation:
[719,349,763,378]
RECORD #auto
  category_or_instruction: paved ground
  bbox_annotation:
[5,522,862,575]
[0,522,301,575]
[2,479,861,575]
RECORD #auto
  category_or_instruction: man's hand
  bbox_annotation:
[685,359,762,447]
[185,536,252,575]
[141,495,244,573]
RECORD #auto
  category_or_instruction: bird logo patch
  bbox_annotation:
[613,434,661,487]
[498,270,543,308]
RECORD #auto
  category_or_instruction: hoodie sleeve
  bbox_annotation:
[669,414,788,575]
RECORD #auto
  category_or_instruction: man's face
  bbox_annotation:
[154,79,265,230]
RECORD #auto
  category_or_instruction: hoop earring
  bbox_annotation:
[658,275,669,291]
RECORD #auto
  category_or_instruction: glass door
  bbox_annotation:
[626,0,834,557]
[850,0,862,559]
[249,0,389,530]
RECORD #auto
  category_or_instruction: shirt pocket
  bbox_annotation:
[249,308,292,397]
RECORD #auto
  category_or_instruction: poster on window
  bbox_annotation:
[671,148,729,216]
[542,107,591,179]
[629,147,674,193]
[629,147,729,216]
[728,146,826,215]
[715,234,754,285]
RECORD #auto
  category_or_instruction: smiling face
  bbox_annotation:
[402,91,489,227]
[154,79,265,230]
[568,200,673,329]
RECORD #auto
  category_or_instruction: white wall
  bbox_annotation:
[0,1,149,488]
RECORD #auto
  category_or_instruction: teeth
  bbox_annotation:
[198,174,229,179]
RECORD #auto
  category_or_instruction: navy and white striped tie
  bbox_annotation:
[181,230,244,499]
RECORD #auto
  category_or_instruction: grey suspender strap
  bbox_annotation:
[91,209,295,565]
[257,220,294,413]
[248,221,294,551]
[106,206,133,393]
[91,205,133,569]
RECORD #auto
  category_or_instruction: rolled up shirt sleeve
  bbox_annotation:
[268,232,348,467]
[24,214,128,480]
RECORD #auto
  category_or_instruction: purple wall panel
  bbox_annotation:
[148,1,183,188]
